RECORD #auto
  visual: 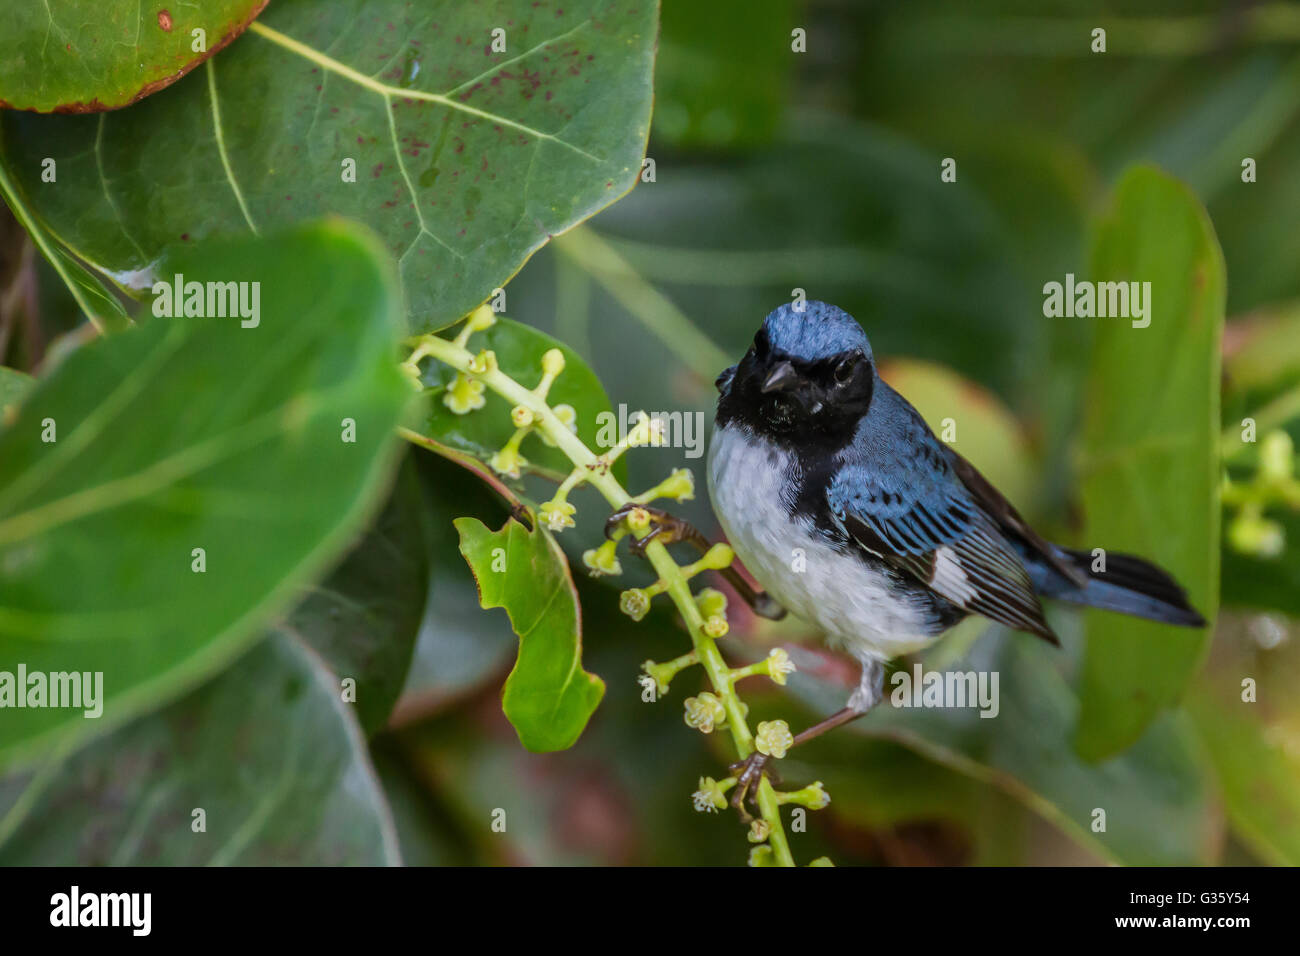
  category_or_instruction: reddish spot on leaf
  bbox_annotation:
[157,9,173,32]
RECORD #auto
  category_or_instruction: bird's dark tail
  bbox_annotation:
[1031,546,1207,627]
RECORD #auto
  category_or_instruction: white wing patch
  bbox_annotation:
[932,545,977,604]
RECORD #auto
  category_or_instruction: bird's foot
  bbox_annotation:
[728,752,781,822]
[604,503,700,558]
[603,503,787,621]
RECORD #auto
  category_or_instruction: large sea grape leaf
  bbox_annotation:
[0,222,410,770]
[1074,165,1224,760]
[0,0,268,113]
[291,457,431,736]
[0,0,657,330]
[455,516,604,752]
[0,633,400,865]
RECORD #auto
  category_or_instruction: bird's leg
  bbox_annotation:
[604,503,786,620]
[727,751,780,823]
[729,659,885,817]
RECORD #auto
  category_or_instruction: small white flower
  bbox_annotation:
[767,648,796,685]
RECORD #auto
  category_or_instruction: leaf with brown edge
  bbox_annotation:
[2,0,656,330]
[0,1,269,113]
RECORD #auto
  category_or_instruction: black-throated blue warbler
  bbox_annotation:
[707,301,1205,803]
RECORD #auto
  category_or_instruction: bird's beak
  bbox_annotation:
[761,360,799,394]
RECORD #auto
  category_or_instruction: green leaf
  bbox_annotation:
[0,159,129,332]
[1189,613,1300,865]
[0,366,32,424]
[290,456,430,735]
[0,1,268,113]
[0,632,400,865]
[421,316,622,484]
[0,221,409,770]
[1,0,656,330]
[454,515,604,752]
[1074,165,1224,760]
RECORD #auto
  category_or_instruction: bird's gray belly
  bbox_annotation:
[706,424,943,662]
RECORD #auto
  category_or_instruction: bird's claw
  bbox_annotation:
[728,752,780,821]
[604,503,685,557]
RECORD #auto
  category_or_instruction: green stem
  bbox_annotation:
[410,332,796,867]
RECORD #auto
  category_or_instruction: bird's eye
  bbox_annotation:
[833,355,856,385]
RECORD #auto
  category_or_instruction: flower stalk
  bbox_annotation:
[404,308,822,866]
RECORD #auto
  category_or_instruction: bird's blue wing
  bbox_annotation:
[829,417,1056,642]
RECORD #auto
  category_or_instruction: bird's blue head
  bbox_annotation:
[762,301,873,365]
[716,301,876,447]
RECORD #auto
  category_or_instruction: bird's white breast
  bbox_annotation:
[707,422,941,662]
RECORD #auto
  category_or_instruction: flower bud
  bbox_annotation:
[620,588,651,622]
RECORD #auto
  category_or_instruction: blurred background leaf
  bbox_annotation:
[1074,165,1224,760]
[0,365,30,419]
[1189,612,1300,865]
